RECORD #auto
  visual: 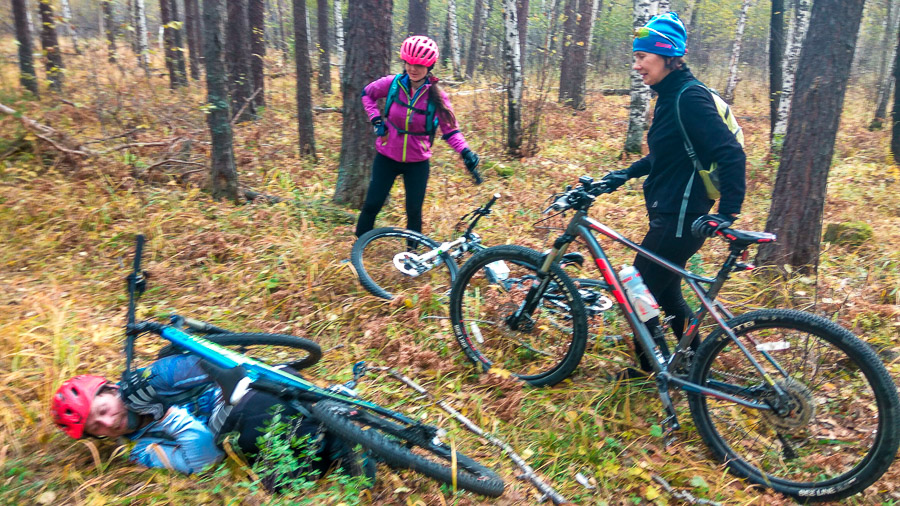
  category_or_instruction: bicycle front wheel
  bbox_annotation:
[688,309,900,502]
[157,333,322,370]
[449,245,588,387]
[311,400,505,497]
[351,227,458,300]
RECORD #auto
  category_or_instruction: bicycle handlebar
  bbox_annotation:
[465,193,501,236]
[542,176,613,214]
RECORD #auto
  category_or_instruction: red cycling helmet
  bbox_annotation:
[51,375,111,439]
[400,36,439,67]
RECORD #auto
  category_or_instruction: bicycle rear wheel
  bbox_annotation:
[157,333,322,370]
[688,309,900,502]
[449,245,588,387]
[311,400,504,497]
[351,227,458,300]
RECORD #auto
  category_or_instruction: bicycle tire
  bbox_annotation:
[351,227,458,300]
[687,309,900,502]
[449,245,588,387]
[311,400,504,497]
[157,332,322,370]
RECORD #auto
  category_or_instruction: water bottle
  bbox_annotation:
[618,265,660,322]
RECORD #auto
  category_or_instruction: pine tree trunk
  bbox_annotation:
[203,0,239,201]
[466,0,486,79]
[135,0,151,71]
[516,0,528,68]
[769,0,784,139]
[624,0,653,154]
[59,0,81,55]
[757,0,866,270]
[333,0,344,78]
[722,0,751,104]
[558,0,576,104]
[103,0,117,63]
[408,0,428,37]
[275,0,287,64]
[171,0,188,84]
[184,0,201,78]
[293,0,316,158]
[316,0,332,94]
[39,0,64,92]
[477,0,494,75]
[773,0,810,138]
[249,0,266,105]
[160,0,187,88]
[891,23,900,158]
[503,0,523,155]
[13,0,39,96]
[448,0,463,80]
[334,0,392,208]
[871,0,898,130]
[226,0,256,122]
[564,0,597,109]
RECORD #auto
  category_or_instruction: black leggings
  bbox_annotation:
[632,213,706,369]
[355,153,431,237]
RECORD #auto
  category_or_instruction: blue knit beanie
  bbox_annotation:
[633,12,686,57]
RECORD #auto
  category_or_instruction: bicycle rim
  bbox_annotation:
[688,309,900,501]
[351,227,457,300]
[311,401,505,497]
[450,245,588,387]
[157,332,322,370]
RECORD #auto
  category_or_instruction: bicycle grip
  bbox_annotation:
[183,317,229,334]
[133,234,145,273]
[483,193,501,211]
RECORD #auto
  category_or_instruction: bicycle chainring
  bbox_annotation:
[393,252,425,277]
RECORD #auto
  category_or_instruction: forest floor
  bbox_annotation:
[1,42,899,505]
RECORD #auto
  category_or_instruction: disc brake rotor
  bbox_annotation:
[761,377,816,432]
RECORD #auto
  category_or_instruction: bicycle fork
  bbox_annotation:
[506,235,575,330]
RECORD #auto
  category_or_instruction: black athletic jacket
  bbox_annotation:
[625,67,746,217]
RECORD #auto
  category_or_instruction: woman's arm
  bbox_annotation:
[436,89,469,154]
[129,407,224,474]
[361,75,396,122]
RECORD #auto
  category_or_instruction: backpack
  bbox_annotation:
[383,74,440,144]
[674,80,744,237]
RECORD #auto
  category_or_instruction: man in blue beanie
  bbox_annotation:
[597,11,747,375]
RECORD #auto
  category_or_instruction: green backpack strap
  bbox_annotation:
[382,73,403,122]
[674,79,707,239]
[383,73,440,142]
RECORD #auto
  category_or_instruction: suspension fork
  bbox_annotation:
[507,233,575,330]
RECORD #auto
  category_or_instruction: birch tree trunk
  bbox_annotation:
[466,0,486,79]
[203,0,239,201]
[13,0,39,96]
[477,0,494,74]
[448,0,463,80]
[135,0,151,71]
[39,0,64,92]
[655,0,668,13]
[722,0,751,104]
[503,0,523,155]
[317,0,332,93]
[293,0,316,158]
[333,0,344,78]
[25,0,36,44]
[772,0,810,138]
[249,0,266,105]
[59,0,81,54]
[104,0,118,63]
[624,0,653,154]
[334,0,393,208]
[408,0,428,37]
[871,0,899,130]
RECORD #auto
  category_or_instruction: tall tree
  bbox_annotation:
[135,0,151,71]
[103,0,117,63]
[12,0,39,96]
[558,0,576,104]
[59,0,81,54]
[722,0,752,104]
[624,0,654,153]
[203,0,239,201]
[334,0,392,208]
[39,0,64,92]
[871,0,898,130]
[160,0,187,88]
[891,18,900,157]
[772,0,810,139]
[448,0,463,80]
[317,0,332,93]
[516,0,528,67]
[249,0,266,105]
[226,0,256,121]
[503,0,523,155]
[171,0,189,83]
[408,0,427,36]
[184,0,202,78]
[769,0,784,139]
[333,0,344,77]
[466,0,487,79]
[294,0,316,158]
[274,0,288,63]
[560,0,597,109]
[758,0,866,270]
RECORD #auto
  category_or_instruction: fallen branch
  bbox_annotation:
[313,106,342,114]
[230,88,264,126]
[0,102,96,157]
[144,158,207,172]
[600,89,630,96]
[651,474,723,506]
[370,366,569,505]
[98,138,184,154]
[242,188,284,204]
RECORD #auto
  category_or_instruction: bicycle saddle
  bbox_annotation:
[720,228,777,248]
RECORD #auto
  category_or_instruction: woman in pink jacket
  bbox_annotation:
[355,35,481,239]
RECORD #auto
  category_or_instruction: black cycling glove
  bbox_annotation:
[461,148,482,185]
[120,369,166,420]
[371,116,387,137]
[600,169,630,191]
[691,213,735,238]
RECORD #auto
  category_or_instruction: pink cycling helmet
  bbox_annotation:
[51,375,111,439]
[400,36,439,67]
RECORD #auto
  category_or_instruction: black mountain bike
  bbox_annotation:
[448,176,899,501]
[123,235,504,497]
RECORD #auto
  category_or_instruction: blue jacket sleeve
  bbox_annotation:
[129,407,224,474]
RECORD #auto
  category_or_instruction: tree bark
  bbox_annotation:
[334,0,392,208]
[408,0,428,37]
[249,0,266,105]
[769,0,784,139]
[871,0,898,130]
[103,0,117,63]
[135,0,151,71]
[316,0,332,94]
[448,0,463,80]
[203,0,239,201]
[503,0,523,155]
[293,0,316,158]
[561,0,597,109]
[758,0,866,270]
[333,0,344,78]
[516,0,528,68]
[171,0,189,84]
[274,0,287,64]
[160,0,187,87]
[773,0,810,139]
[226,0,256,122]
[624,0,653,154]
[891,19,900,157]
[477,0,495,75]
[184,0,201,78]
[12,0,39,96]
[59,0,81,54]
[558,0,576,104]
[39,0,64,92]
[722,0,751,104]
